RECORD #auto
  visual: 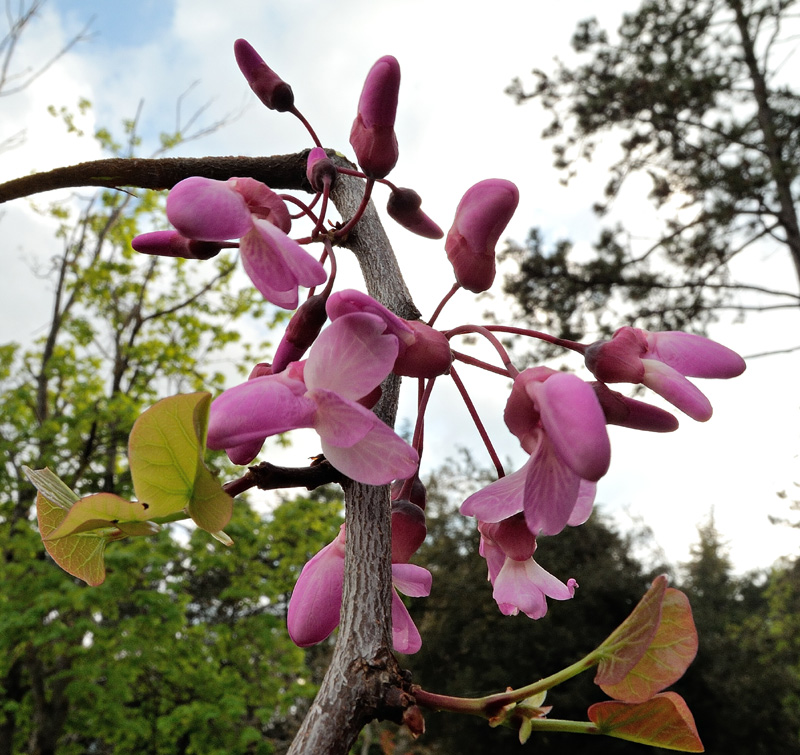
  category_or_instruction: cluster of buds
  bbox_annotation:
[127,39,746,655]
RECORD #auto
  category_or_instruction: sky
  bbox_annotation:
[1,0,798,575]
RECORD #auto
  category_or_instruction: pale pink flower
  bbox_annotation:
[165,176,326,309]
[461,367,609,536]
[207,312,419,484]
[585,327,746,421]
[287,523,432,653]
[445,179,519,293]
[479,515,577,619]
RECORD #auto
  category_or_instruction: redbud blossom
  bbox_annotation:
[462,367,608,537]
[585,327,746,421]
[445,179,519,293]
[166,176,325,309]
[306,147,337,192]
[479,515,577,619]
[131,230,223,260]
[349,55,400,178]
[391,500,427,563]
[233,38,294,112]
[207,313,419,484]
[592,382,679,433]
[225,362,275,465]
[287,522,432,653]
[386,187,443,239]
[392,320,453,378]
[272,293,329,373]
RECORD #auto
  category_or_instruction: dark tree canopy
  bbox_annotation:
[505,0,800,353]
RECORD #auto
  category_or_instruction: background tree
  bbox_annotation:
[505,0,800,355]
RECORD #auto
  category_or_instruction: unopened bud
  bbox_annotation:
[393,320,452,378]
[391,500,427,563]
[234,38,294,112]
[272,294,328,372]
[391,476,427,509]
[132,230,223,260]
[592,382,679,432]
[445,179,519,293]
[349,55,400,178]
[387,188,443,239]
[306,147,338,192]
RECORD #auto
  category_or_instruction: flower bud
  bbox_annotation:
[393,320,452,378]
[445,179,519,293]
[349,55,400,178]
[306,147,337,192]
[391,475,427,509]
[391,500,427,563]
[584,327,647,384]
[131,230,223,260]
[233,38,294,112]
[591,382,679,432]
[272,294,328,373]
[386,188,443,239]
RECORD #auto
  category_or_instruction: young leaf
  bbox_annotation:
[594,575,668,685]
[29,469,111,586]
[599,588,698,702]
[45,492,153,540]
[128,392,233,534]
[588,692,704,752]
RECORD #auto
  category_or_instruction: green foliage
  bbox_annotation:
[505,0,800,353]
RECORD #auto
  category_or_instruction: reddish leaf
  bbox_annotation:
[588,692,704,752]
[600,588,698,702]
[594,575,668,685]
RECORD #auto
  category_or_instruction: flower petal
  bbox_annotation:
[645,331,746,378]
[460,463,527,522]
[207,375,315,449]
[391,589,423,654]
[305,313,399,399]
[534,372,610,482]
[167,177,253,241]
[310,389,374,447]
[642,359,713,421]
[567,481,596,527]
[320,413,418,485]
[391,562,432,598]
[287,528,346,647]
[493,557,576,620]
[523,434,582,537]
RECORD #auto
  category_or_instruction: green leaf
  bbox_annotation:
[29,470,111,586]
[594,575,668,686]
[45,492,154,540]
[588,692,704,752]
[599,588,698,702]
[23,466,79,510]
[128,392,232,534]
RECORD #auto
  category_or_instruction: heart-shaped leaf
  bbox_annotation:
[45,492,154,540]
[599,588,698,702]
[129,392,232,533]
[594,575,668,686]
[588,692,704,752]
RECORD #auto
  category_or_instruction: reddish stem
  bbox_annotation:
[428,282,460,327]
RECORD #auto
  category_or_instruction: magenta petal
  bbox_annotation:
[391,563,432,598]
[326,290,415,346]
[567,481,596,526]
[320,413,418,485]
[226,437,265,465]
[252,220,326,287]
[310,389,374,447]
[287,528,346,647]
[229,178,292,233]
[493,558,576,619]
[646,331,746,379]
[523,435,582,537]
[479,534,506,584]
[167,177,253,241]
[482,514,537,561]
[391,589,422,654]
[305,313,399,400]
[207,375,315,449]
[642,359,713,421]
[534,373,610,482]
[460,463,527,522]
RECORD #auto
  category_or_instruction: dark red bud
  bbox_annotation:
[393,320,452,378]
[234,39,294,112]
[391,476,427,509]
[306,147,338,192]
[272,294,329,373]
[387,188,443,239]
[132,230,223,260]
[391,500,427,563]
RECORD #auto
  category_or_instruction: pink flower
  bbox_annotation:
[207,312,419,484]
[349,55,401,178]
[584,327,746,421]
[165,176,326,309]
[479,515,577,619]
[461,367,609,536]
[445,179,519,293]
[287,522,432,653]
